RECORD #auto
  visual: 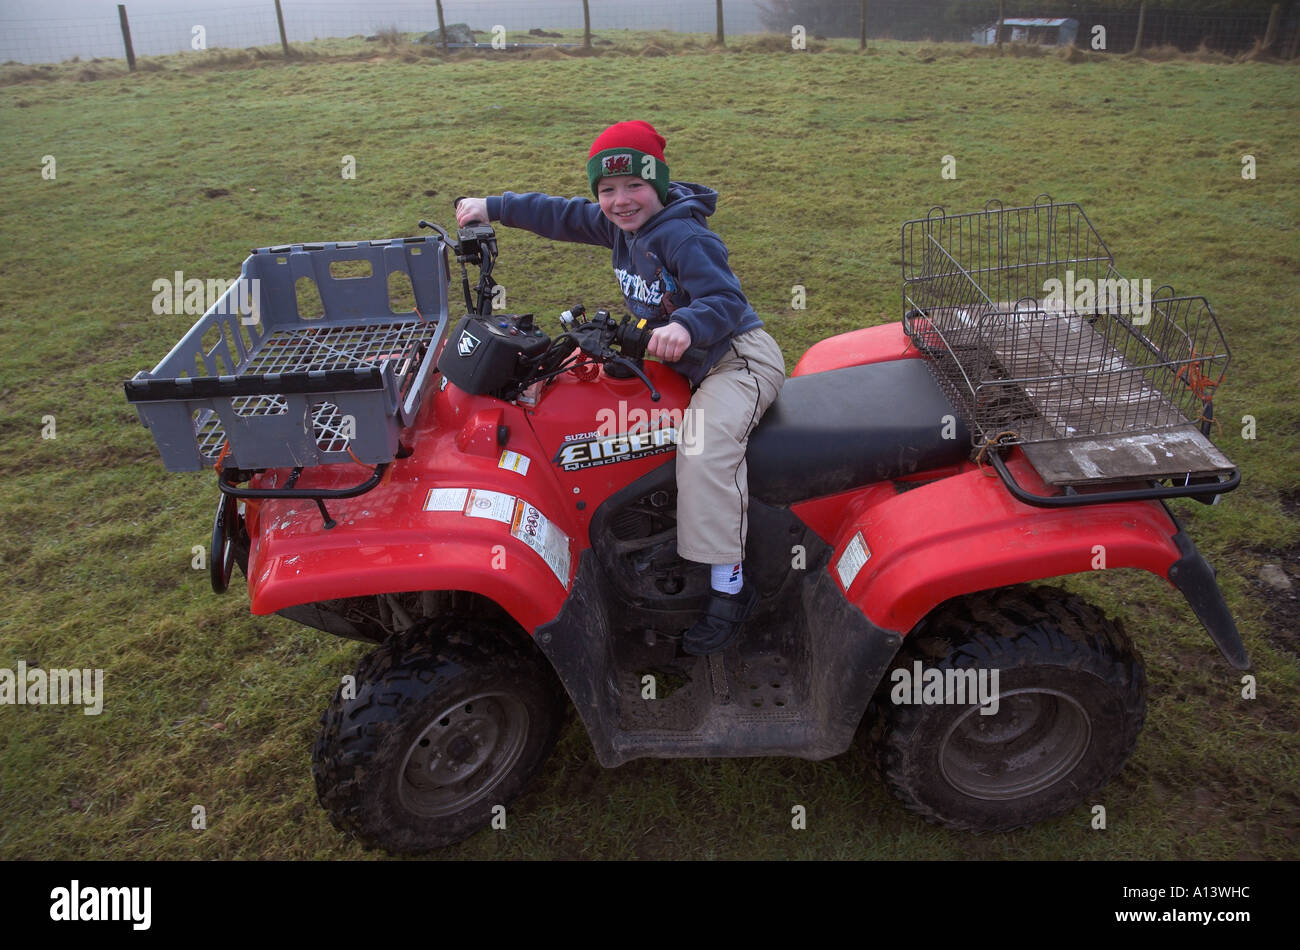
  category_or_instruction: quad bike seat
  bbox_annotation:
[746,358,971,505]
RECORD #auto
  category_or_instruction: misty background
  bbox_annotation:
[0,0,770,63]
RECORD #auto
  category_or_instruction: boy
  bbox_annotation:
[456,120,785,656]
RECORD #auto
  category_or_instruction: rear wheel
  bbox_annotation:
[878,586,1145,832]
[312,623,566,853]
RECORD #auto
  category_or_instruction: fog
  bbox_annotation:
[0,0,769,63]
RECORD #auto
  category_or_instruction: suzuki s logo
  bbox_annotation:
[458,329,480,357]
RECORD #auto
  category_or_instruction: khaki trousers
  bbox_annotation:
[675,328,786,564]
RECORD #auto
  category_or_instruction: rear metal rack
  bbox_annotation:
[901,197,1238,507]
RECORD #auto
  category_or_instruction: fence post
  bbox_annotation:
[715,0,724,46]
[1131,1,1146,54]
[117,4,136,70]
[1263,3,1281,52]
[274,0,290,57]
[996,0,1004,49]
[583,0,591,49]
[436,0,448,51]
[860,0,868,50]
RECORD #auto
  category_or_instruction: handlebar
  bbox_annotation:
[422,207,709,401]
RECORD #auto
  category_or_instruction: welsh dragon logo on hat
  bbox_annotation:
[601,153,634,176]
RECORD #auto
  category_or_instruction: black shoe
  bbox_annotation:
[683,581,759,656]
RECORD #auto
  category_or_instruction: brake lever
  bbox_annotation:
[606,355,661,402]
[418,219,454,247]
[564,322,661,400]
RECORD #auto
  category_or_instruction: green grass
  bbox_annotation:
[1,36,1298,860]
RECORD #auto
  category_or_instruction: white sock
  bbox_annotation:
[711,562,743,595]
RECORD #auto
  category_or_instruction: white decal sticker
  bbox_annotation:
[424,487,469,512]
[465,489,515,523]
[510,500,572,587]
[836,532,871,591]
[498,449,531,476]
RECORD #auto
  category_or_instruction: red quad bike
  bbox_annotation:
[125,198,1245,853]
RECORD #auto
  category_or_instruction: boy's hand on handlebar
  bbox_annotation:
[455,197,489,227]
[647,322,693,362]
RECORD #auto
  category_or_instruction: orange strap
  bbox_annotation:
[974,430,1020,478]
[1175,351,1218,401]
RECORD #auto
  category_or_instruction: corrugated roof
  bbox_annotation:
[1002,18,1077,28]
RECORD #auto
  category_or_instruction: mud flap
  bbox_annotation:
[1167,525,1250,670]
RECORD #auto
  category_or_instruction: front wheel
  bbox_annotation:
[312,623,566,853]
[877,586,1146,832]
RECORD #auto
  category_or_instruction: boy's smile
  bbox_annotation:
[597,176,664,232]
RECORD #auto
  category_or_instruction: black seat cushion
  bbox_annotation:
[746,359,970,505]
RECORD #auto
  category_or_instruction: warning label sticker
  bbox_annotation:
[510,500,572,587]
[424,487,470,512]
[465,489,516,523]
[836,532,871,591]
[498,449,531,476]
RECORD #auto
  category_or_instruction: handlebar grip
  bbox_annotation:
[675,345,709,366]
[454,196,488,227]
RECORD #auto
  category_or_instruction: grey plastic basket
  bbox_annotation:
[125,236,449,472]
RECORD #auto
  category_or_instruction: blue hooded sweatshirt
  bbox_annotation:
[485,181,763,386]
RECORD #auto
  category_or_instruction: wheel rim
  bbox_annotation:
[397,692,530,818]
[939,687,1092,801]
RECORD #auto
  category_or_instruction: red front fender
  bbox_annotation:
[248,533,566,633]
[243,466,575,634]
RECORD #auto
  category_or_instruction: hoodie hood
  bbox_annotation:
[636,181,718,234]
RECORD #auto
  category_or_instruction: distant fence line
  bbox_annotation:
[762,1,1297,54]
[0,1,1295,66]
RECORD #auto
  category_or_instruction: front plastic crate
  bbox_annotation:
[125,236,449,472]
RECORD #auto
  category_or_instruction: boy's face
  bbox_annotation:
[597,176,664,233]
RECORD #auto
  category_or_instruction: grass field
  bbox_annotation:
[1,32,1298,860]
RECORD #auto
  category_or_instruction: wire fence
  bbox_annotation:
[0,1,1294,66]
[764,0,1297,53]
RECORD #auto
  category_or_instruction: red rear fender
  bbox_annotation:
[792,322,918,376]
[800,454,1183,634]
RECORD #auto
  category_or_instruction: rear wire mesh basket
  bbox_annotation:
[902,197,1229,449]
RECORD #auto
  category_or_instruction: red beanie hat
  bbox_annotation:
[586,120,670,204]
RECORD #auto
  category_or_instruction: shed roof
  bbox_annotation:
[1001,18,1078,28]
